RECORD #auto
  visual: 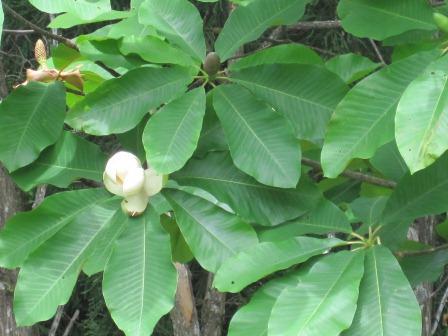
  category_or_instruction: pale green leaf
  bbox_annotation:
[321,50,441,178]
[232,64,348,142]
[143,88,206,174]
[103,207,177,336]
[0,82,66,172]
[215,0,312,61]
[325,53,380,84]
[214,237,342,292]
[11,131,106,191]
[213,84,300,188]
[343,246,421,336]
[269,251,364,336]
[66,66,192,135]
[164,189,258,272]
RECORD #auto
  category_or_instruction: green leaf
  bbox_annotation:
[269,251,365,336]
[0,4,4,44]
[103,207,177,336]
[0,189,111,269]
[0,82,66,172]
[143,88,206,174]
[343,246,421,336]
[229,44,323,72]
[215,0,312,61]
[350,196,388,227]
[66,66,192,135]
[164,189,258,272]
[160,214,193,263]
[116,116,148,162]
[172,152,322,226]
[228,270,303,336]
[11,131,106,191]
[381,152,448,226]
[48,10,131,29]
[400,249,448,286]
[396,56,448,173]
[119,35,195,67]
[258,199,352,242]
[338,0,436,40]
[214,237,342,293]
[14,198,120,326]
[213,84,300,188]
[83,210,130,276]
[139,0,206,61]
[370,141,408,182]
[232,64,348,142]
[29,0,111,20]
[321,50,441,178]
[325,53,380,84]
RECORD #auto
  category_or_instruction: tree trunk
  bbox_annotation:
[201,273,226,336]
[0,56,38,336]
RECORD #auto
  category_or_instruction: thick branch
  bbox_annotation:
[301,157,397,189]
[287,20,342,32]
[395,243,448,258]
[2,3,78,50]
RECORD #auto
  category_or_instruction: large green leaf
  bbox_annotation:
[258,199,352,242]
[338,0,436,40]
[11,131,106,191]
[0,189,111,268]
[29,0,111,20]
[229,43,322,72]
[370,141,408,182]
[119,35,195,67]
[269,251,364,336]
[215,0,312,61]
[48,10,131,29]
[14,198,120,326]
[395,56,448,173]
[139,0,206,61]
[321,50,441,178]
[381,152,448,226]
[325,53,380,84]
[143,88,206,174]
[213,84,300,188]
[103,207,177,336]
[164,189,258,272]
[214,237,342,292]
[232,64,348,142]
[400,249,448,286]
[228,270,303,336]
[172,152,321,226]
[343,246,421,336]
[66,66,192,135]
[83,210,130,276]
[0,81,66,172]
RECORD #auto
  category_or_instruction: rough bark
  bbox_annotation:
[200,273,226,336]
[170,263,201,336]
[409,216,436,336]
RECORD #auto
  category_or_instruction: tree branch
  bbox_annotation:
[301,157,397,189]
[2,3,78,51]
[3,29,35,34]
[395,243,448,258]
[287,20,342,32]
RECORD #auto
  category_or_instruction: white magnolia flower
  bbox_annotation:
[103,151,164,217]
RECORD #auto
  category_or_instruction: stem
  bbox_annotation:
[301,157,397,189]
[395,244,448,258]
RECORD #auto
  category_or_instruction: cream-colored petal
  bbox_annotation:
[121,191,149,217]
[144,168,164,197]
[105,151,142,182]
[122,167,145,196]
[103,172,124,196]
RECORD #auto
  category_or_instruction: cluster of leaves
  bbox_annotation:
[2,0,448,335]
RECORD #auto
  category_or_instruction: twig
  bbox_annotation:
[301,157,397,189]
[48,305,65,336]
[66,87,85,96]
[32,184,47,209]
[62,309,79,336]
[395,244,448,258]
[369,39,386,65]
[431,283,448,335]
[3,29,35,34]
[2,3,78,50]
[287,20,342,32]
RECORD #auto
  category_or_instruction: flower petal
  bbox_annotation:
[105,151,142,183]
[144,168,163,197]
[121,191,149,217]
[103,172,124,196]
[122,167,145,196]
